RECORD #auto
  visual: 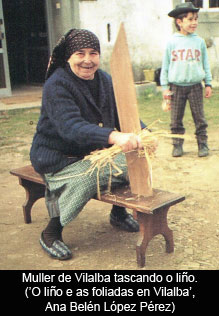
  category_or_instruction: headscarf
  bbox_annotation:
[45,29,101,80]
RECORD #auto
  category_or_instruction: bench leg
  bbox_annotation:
[19,178,45,223]
[136,206,174,267]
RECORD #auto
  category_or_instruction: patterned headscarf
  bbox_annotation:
[45,29,100,80]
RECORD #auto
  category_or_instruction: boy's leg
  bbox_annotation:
[170,85,187,156]
[188,84,208,156]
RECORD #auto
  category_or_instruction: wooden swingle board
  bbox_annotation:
[110,23,153,197]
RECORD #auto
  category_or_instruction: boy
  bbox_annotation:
[160,2,212,157]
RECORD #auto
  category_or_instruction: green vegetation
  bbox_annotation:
[138,88,219,132]
[0,108,40,155]
[0,87,218,157]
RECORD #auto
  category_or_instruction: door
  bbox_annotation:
[0,0,11,96]
[2,0,49,87]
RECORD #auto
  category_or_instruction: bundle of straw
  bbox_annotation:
[83,128,156,199]
[84,121,188,175]
[82,121,189,198]
[83,128,156,175]
[56,120,189,199]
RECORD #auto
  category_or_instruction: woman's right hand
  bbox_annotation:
[108,131,143,153]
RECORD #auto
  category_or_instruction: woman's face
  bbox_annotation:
[68,48,100,80]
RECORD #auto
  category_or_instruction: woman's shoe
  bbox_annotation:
[39,232,72,260]
[110,210,139,232]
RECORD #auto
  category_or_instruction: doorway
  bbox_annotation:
[2,0,49,88]
[0,0,11,96]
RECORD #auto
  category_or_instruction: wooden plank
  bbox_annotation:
[101,185,185,214]
[10,166,185,216]
[110,23,153,197]
[10,165,44,184]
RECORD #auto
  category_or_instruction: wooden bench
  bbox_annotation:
[10,165,185,267]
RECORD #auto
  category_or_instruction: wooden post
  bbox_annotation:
[110,23,153,197]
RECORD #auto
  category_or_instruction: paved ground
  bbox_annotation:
[0,85,42,111]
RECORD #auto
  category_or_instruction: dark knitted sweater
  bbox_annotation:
[30,65,118,174]
[30,64,145,174]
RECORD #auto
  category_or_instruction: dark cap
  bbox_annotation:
[168,2,199,18]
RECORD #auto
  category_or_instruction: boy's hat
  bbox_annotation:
[168,2,199,17]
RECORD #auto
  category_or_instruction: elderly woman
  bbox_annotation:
[30,29,145,260]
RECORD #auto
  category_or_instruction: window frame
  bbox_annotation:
[183,0,219,12]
